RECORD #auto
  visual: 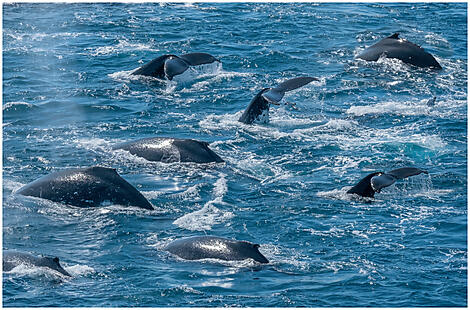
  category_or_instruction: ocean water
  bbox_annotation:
[2,2,467,307]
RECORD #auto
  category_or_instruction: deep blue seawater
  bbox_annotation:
[2,2,467,307]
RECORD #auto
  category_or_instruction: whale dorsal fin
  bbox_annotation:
[389,33,400,39]
[179,52,219,66]
[262,76,317,103]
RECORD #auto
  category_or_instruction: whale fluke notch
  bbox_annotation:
[262,76,318,104]
[347,167,428,198]
[164,57,190,80]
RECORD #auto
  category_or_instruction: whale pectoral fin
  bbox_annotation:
[179,52,219,66]
[386,167,428,180]
[164,57,190,80]
[370,174,397,192]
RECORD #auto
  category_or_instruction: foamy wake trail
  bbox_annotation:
[88,39,159,56]
[66,264,95,277]
[5,263,94,279]
[173,173,233,231]
[346,100,433,117]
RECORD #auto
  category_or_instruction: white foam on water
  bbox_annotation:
[65,264,95,276]
[173,173,233,231]
[72,137,112,152]
[3,101,35,110]
[4,179,26,192]
[346,100,433,117]
[88,39,158,56]
[172,61,223,84]
[293,120,447,152]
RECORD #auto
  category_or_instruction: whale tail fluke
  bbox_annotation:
[132,52,219,80]
[348,167,428,197]
[262,76,317,104]
[179,52,220,65]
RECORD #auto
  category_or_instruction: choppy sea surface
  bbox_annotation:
[2,2,467,307]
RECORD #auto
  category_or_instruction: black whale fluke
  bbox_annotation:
[262,76,318,104]
[239,76,317,125]
[347,167,428,198]
[132,52,220,80]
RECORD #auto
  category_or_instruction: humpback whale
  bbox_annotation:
[347,167,428,198]
[238,76,317,125]
[164,236,269,264]
[113,137,224,164]
[356,33,442,69]
[16,166,153,210]
[131,52,220,80]
[3,251,71,277]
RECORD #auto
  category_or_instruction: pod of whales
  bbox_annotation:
[16,166,153,210]
[113,137,224,164]
[347,167,428,198]
[131,52,220,80]
[164,236,269,264]
[238,76,318,125]
[3,251,71,277]
[356,33,442,69]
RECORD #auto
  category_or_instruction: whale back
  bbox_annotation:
[172,139,224,163]
[165,236,269,263]
[16,167,153,209]
[3,251,71,277]
[238,88,271,124]
[357,33,442,69]
[113,137,223,163]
